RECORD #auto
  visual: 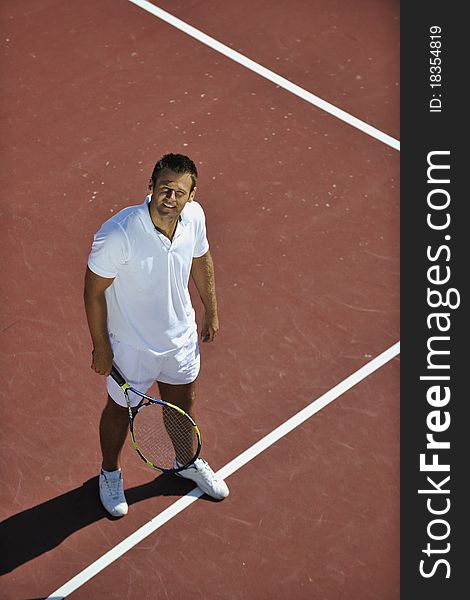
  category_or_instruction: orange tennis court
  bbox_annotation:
[1,1,400,598]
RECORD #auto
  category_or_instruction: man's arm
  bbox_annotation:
[83,266,115,374]
[191,250,219,342]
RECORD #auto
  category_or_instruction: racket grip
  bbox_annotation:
[110,365,126,387]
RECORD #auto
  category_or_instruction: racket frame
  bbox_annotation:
[110,365,201,473]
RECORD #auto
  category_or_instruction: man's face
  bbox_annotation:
[151,168,196,219]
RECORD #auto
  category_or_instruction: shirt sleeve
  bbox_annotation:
[87,220,130,278]
[193,203,210,258]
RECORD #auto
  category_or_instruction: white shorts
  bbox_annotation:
[106,332,200,408]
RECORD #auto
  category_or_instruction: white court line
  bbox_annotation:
[127,0,400,151]
[47,341,399,599]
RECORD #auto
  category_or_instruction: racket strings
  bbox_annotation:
[132,403,199,470]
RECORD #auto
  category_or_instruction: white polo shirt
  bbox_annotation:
[87,195,209,354]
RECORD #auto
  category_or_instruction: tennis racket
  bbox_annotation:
[110,365,201,473]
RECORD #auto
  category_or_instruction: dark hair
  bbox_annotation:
[151,153,198,192]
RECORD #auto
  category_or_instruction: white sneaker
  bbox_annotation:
[175,458,229,500]
[99,469,128,517]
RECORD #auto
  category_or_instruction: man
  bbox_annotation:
[84,153,229,517]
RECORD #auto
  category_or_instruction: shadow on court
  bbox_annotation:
[0,474,212,575]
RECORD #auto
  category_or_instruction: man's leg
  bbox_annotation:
[99,394,130,471]
[157,379,229,501]
[98,395,129,517]
[158,380,198,465]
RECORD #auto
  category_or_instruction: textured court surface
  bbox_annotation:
[1,1,399,598]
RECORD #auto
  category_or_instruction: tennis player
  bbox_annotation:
[84,153,229,517]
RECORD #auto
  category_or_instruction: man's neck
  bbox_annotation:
[148,202,178,241]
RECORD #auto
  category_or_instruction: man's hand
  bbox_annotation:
[91,343,114,375]
[201,311,219,342]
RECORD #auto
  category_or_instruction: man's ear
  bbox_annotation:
[148,178,153,192]
[189,186,197,202]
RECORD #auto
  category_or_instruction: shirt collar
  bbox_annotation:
[180,205,190,225]
[140,195,156,234]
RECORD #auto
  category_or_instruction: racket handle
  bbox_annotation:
[110,364,126,387]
